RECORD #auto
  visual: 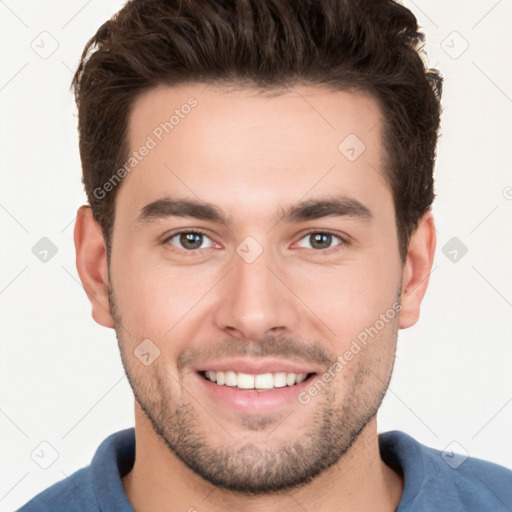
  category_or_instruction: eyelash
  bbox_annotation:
[297,229,351,253]
[162,229,351,255]
[162,229,216,255]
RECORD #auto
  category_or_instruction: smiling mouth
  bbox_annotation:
[199,370,316,391]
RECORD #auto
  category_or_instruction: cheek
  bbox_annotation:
[291,255,401,342]
[110,253,216,345]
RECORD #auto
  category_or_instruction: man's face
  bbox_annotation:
[108,84,404,493]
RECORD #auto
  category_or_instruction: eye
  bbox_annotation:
[296,231,346,252]
[164,230,215,251]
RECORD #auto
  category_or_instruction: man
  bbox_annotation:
[17,0,512,510]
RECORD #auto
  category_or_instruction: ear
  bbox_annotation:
[399,209,437,329]
[74,205,115,328]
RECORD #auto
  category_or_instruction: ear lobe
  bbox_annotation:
[74,205,115,328]
[398,210,437,329]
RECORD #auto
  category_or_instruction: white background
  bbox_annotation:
[1,1,511,510]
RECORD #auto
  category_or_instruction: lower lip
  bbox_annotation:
[196,373,316,414]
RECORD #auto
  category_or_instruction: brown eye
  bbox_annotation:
[296,232,344,251]
[166,231,213,251]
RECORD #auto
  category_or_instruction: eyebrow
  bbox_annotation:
[135,195,373,226]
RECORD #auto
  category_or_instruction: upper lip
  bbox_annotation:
[195,358,319,375]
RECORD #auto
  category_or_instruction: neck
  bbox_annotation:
[122,403,403,512]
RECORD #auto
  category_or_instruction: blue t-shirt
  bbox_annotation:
[16,428,512,511]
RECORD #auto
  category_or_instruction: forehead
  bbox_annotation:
[117,83,390,226]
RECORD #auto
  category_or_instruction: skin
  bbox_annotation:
[74,83,436,512]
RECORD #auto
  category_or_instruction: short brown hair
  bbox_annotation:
[72,0,442,263]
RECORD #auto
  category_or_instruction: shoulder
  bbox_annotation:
[379,430,512,511]
[15,467,98,512]
[16,428,135,512]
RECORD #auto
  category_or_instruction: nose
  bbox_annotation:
[212,242,301,341]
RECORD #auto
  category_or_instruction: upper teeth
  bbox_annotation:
[205,371,308,389]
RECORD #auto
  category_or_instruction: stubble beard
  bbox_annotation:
[108,285,398,495]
